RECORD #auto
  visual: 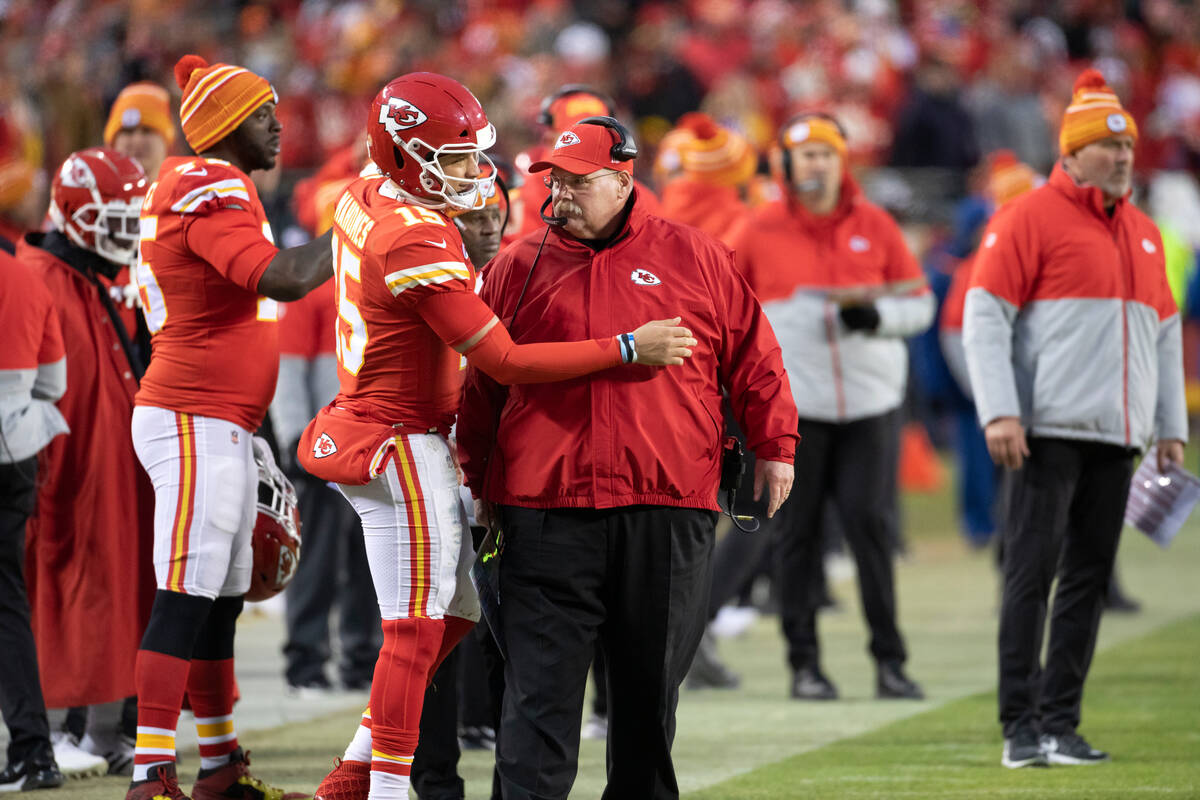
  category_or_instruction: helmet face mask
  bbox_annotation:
[63,197,143,265]
[247,437,301,602]
[49,148,147,267]
[368,73,498,210]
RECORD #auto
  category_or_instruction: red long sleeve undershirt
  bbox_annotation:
[415,288,623,384]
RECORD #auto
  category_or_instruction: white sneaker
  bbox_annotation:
[581,714,608,741]
[49,732,107,779]
[711,606,759,639]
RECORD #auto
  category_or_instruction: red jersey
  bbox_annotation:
[135,156,281,431]
[329,174,491,432]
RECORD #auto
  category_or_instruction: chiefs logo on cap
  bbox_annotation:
[313,432,338,459]
[380,97,428,133]
[554,131,581,149]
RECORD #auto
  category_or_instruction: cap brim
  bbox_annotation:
[527,153,610,175]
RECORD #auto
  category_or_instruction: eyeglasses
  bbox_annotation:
[543,170,619,193]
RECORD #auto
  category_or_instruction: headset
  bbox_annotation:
[777,111,847,184]
[537,85,617,127]
[575,115,639,161]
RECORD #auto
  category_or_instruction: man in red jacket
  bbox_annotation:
[458,116,799,800]
[20,148,155,778]
[964,70,1187,769]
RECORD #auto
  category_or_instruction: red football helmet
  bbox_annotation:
[48,147,146,266]
[246,438,302,602]
[367,72,497,210]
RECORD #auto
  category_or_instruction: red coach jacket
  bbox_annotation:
[458,190,799,511]
[20,234,156,707]
[963,164,1187,448]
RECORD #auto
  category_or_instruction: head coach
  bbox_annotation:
[457,116,799,800]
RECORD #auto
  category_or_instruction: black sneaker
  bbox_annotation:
[686,631,741,690]
[458,725,496,751]
[791,664,838,700]
[1040,732,1110,765]
[0,756,66,791]
[21,763,67,791]
[876,660,924,700]
[1002,727,1047,768]
[285,674,335,699]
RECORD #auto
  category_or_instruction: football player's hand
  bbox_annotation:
[632,317,698,366]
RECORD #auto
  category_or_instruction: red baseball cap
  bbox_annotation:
[529,122,635,176]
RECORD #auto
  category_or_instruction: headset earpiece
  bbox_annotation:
[575,115,638,162]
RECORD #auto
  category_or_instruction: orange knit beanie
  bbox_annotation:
[675,113,757,187]
[986,150,1038,206]
[1059,68,1137,155]
[104,82,176,147]
[174,54,275,154]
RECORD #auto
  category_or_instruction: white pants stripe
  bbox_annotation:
[337,433,479,622]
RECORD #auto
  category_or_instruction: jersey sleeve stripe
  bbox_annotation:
[384,262,471,295]
[169,179,252,213]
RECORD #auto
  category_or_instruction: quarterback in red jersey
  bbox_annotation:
[126,55,332,800]
[302,73,694,800]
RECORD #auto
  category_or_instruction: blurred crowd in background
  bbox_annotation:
[4,0,1200,446]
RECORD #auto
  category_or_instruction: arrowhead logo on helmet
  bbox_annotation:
[380,97,428,133]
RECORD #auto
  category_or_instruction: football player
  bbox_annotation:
[126,55,332,800]
[301,73,695,800]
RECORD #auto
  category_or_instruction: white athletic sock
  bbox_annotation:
[343,708,373,763]
[368,769,409,799]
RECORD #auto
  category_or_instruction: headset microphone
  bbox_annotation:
[539,194,568,227]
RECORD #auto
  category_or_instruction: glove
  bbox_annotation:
[839,303,880,332]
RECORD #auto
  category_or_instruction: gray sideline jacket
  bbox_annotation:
[963,165,1187,450]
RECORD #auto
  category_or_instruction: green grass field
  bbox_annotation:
[62,468,1200,799]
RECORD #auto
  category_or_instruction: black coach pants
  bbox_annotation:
[776,411,907,669]
[495,505,715,800]
[0,458,53,768]
[283,476,381,687]
[998,437,1134,738]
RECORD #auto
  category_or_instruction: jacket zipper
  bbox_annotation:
[1115,226,1130,446]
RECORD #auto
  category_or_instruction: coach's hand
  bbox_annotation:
[474,498,497,532]
[985,416,1029,470]
[632,317,698,366]
[1157,439,1185,473]
[755,459,794,519]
